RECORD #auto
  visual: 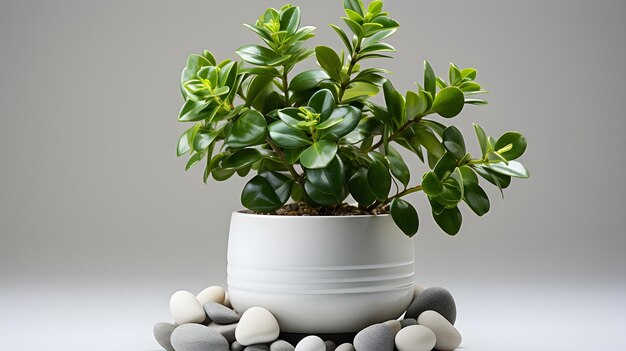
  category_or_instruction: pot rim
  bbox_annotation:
[233,210,390,219]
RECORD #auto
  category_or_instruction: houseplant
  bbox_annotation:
[176,0,529,333]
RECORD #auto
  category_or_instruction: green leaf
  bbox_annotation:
[342,82,380,101]
[423,60,436,99]
[343,17,363,37]
[367,160,391,201]
[433,152,457,178]
[290,69,330,92]
[432,206,462,235]
[225,110,267,148]
[422,171,443,196]
[283,147,304,164]
[449,63,462,85]
[246,75,275,107]
[241,172,292,212]
[300,140,338,169]
[474,165,511,192]
[315,46,342,81]
[463,182,490,216]
[459,165,479,184]
[473,123,489,158]
[280,6,300,34]
[348,167,376,206]
[495,132,527,161]
[222,149,267,170]
[268,121,311,149]
[383,80,405,125]
[442,126,466,160]
[406,91,427,118]
[277,108,305,129]
[432,86,465,118]
[330,24,353,54]
[343,0,365,17]
[386,146,410,188]
[308,89,335,121]
[177,124,198,156]
[193,129,219,152]
[319,106,361,140]
[461,68,477,80]
[488,161,530,178]
[434,177,463,208]
[178,99,211,122]
[390,198,419,237]
[465,98,488,106]
[305,156,346,195]
[185,151,205,171]
[236,45,289,66]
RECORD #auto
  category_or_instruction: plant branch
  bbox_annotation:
[266,137,304,186]
[384,184,423,205]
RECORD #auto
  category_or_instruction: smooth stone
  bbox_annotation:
[295,335,326,351]
[204,301,240,324]
[170,323,229,351]
[208,322,238,343]
[245,345,271,351]
[400,318,417,328]
[223,292,232,308]
[335,343,355,351]
[324,340,336,351]
[406,287,456,324]
[170,291,206,325]
[232,341,245,351]
[197,286,226,305]
[353,323,395,351]
[153,322,176,351]
[394,325,436,351]
[417,311,462,351]
[270,339,295,351]
[413,285,426,299]
[382,320,401,335]
[236,307,280,346]
[279,333,356,346]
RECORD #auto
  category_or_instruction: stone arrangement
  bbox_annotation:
[154,285,462,351]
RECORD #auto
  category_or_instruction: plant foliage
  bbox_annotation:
[176,1,530,237]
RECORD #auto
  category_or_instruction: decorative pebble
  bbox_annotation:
[324,340,336,351]
[236,307,280,346]
[417,311,462,351]
[335,343,355,351]
[245,345,271,351]
[204,301,241,324]
[270,340,295,351]
[170,291,206,325]
[208,322,238,343]
[223,292,232,308]
[353,323,395,351]
[197,286,226,305]
[400,318,417,328]
[153,322,176,351]
[295,335,326,351]
[232,341,245,351]
[382,320,401,335]
[413,285,426,299]
[406,287,456,324]
[394,325,436,351]
[170,323,229,351]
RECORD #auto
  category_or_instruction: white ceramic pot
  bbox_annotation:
[227,211,415,333]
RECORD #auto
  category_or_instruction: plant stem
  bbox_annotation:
[384,185,423,205]
[282,68,290,106]
[338,39,362,102]
[266,137,304,187]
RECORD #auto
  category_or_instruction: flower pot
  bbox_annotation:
[227,211,415,333]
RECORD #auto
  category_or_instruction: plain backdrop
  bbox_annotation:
[1,1,625,350]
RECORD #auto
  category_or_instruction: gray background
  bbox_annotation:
[1,1,625,350]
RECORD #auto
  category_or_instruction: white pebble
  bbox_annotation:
[170,290,206,324]
[197,285,226,305]
[417,310,462,351]
[235,307,280,346]
[295,335,325,351]
[395,325,436,351]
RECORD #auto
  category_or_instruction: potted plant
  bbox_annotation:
[176,0,529,333]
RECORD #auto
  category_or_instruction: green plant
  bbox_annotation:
[176,1,529,237]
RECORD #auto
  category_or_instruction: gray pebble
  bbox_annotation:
[353,323,395,351]
[325,340,337,351]
[153,322,176,351]
[232,341,245,351]
[381,320,401,335]
[245,344,270,351]
[405,287,457,324]
[335,343,355,351]
[203,301,240,324]
[208,321,238,343]
[400,318,417,328]
[170,323,229,351]
[270,340,295,351]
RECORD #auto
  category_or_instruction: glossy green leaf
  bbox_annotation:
[386,146,410,188]
[315,46,342,81]
[283,147,304,164]
[495,132,527,161]
[222,149,267,170]
[459,165,479,184]
[367,160,391,201]
[434,177,463,208]
[268,121,311,149]
[473,123,489,158]
[246,75,275,107]
[423,60,436,99]
[178,99,211,122]
[449,63,462,85]
[433,152,457,178]
[413,125,445,159]
[390,198,419,237]
[236,45,289,66]
[348,167,376,206]
[290,69,330,92]
[463,182,490,216]
[432,87,465,118]
[474,165,511,191]
[300,140,338,169]
[308,89,335,121]
[383,80,405,125]
[432,206,462,235]
[406,91,427,118]
[343,17,363,37]
[368,0,383,14]
[422,171,443,196]
[330,24,353,54]
[241,172,292,212]
[280,6,300,34]
[185,150,206,171]
[342,82,380,102]
[225,110,267,148]
[488,161,530,178]
[442,126,466,160]
[319,106,361,140]
[343,0,365,17]
[305,156,346,194]
[177,124,198,156]
[193,129,219,152]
